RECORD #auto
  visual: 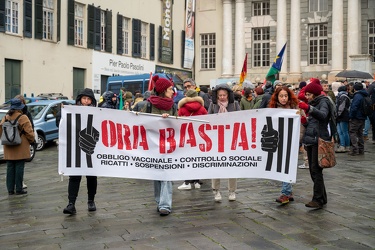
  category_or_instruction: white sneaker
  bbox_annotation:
[228,191,236,201]
[178,183,192,190]
[345,146,351,152]
[213,190,222,202]
[335,146,346,153]
[22,182,27,189]
[194,182,201,189]
[298,164,309,169]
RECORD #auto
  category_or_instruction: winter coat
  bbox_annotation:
[302,95,331,146]
[240,96,254,110]
[101,91,117,109]
[0,110,35,160]
[253,95,264,109]
[336,91,350,122]
[259,87,273,108]
[178,96,208,116]
[349,89,368,120]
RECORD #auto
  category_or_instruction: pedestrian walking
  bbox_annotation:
[0,99,35,195]
[208,84,240,202]
[335,85,351,153]
[268,86,299,204]
[299,78,331,209]
[141,76,177,216]
[177,89,208,190]
[62,88,98,215]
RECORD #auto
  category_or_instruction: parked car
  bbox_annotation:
[37,93,69,100]
[27,100,74,150]
[0,109,36,162]
[0,96,48,109]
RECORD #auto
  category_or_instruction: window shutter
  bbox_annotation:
[23,0,32,37]
[67,0,74,45]
[181,30,185,68]
[0,1,4,32]
[149,23,155,60]
[87,5,94,49]
[94,7,101,50]
[158,25,162,61]
[57,0,61,41]
[34,0,43,39]
[105,10,112,53]
[132,19,141,58]
[117,14,123,55]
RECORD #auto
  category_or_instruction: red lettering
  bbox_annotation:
[101,120,117,147]
[198,124,212,152]
[231,123,249,150]
[216,125,225,152]
[179,122,197,148]
[159,128,176,153]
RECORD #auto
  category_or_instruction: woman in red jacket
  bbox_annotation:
[177,89,207,190]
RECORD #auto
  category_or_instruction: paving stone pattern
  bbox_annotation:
[0,141,374,249]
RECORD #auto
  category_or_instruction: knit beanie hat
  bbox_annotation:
[304,78,323,96]
[254,87,264,95]
[299,81,307,89]
[354,82,364,91]
[273,80,283,88]
[154,77,173,94]
[186,89,198,98]
[338,85,347,92]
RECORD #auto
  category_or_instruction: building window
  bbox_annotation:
[5,0,19,34]
[252,27,270,67]
[200,33,216,69]
[252,1,270,16]
[309,0,328,12]
[100,11,106,51]
[141,22,147,58]
[74,3,84,46]
[43,0,54,40]
[309,23,328,65]
[369,21,375,63]
[123,17,130,55]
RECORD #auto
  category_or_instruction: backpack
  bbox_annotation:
[361,95,373,117]
[1,114,23,146]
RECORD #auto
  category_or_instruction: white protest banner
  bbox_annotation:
[58,106,300,183]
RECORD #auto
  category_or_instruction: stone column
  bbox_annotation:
[277,0,288,78]
[235,0,245,76]
[289,0,301,82]
[222,0,233,77]
[347,0,360,69]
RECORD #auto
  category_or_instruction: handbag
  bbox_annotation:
[318,137,336,168]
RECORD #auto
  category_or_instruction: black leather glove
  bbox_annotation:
[261,124,279,153]
[79,126,99,155]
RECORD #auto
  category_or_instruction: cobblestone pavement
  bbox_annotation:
[0,140,374,250]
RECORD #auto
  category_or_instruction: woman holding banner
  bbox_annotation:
[268,86,299,204]
[142,76,177,216]
[208,84,240,202]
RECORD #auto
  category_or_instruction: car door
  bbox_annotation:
[43,103,61,141]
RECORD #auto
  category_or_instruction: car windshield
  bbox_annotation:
[28,104,48,119]
[0,112,6,120]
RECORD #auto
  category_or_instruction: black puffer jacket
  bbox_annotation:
[302,95,331,146]
[100,91,117,109]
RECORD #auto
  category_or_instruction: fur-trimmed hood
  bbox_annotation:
[178,96,204,109]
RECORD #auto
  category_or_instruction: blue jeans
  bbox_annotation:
[154,181,172,212]
[337,121,350,147]
[364,117,370,136]
[281,182,292,196]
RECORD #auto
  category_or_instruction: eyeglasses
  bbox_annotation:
[184,85,192,89]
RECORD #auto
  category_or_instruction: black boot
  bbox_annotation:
[88,200,96,211]
[63,203,76,214]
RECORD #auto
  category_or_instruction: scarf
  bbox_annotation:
[148,95,174,111]
[217,100,228,113]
